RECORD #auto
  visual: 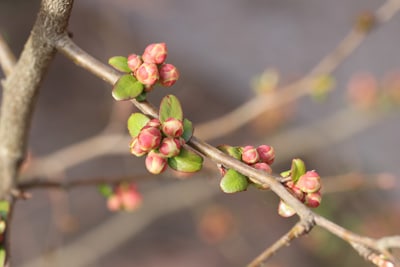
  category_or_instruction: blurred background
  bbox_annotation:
[1,0,400,266]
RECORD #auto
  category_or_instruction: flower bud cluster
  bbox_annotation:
[130,117,185,174]
[127,43,179,90]
[218,144,275,190]
[107,183,142,212]
[278,170,322,217]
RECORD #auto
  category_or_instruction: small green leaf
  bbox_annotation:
[182,118,193,142]
[168,148,203,173]
[0,247,5,267]
[98,184,114,198]
[0,201,9,220]
[108,56,131,73]
[291,158,306,183]
[217,145,242,160]
[280,170,291,178]
[127,113,150,138]
[136,91,147,102]
[220,169,249,193]
[112,74,144,101]
[159,95,183,123]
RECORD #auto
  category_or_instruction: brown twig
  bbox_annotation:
[247,221,312,267]
[194,0,400,141]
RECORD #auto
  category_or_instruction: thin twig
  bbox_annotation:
[247,221,311,267]
[0,33,16,77]
[195,0,400,141]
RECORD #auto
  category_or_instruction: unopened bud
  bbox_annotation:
[137,126,162,151]
[136,62,159,85]
[146,118,161,128]
[159,63,179,87]
[145,150,167,174]
[278,200,296,217]
[296,171,321,193]
[253,162,272,174]
[142,43,168,64]
[129,137,147,157]
[120,187,142,211]
[159,137,181,157]
[285,181,305,201]
[305,191,322,208]
[107,195,121,211]
[256,145,275,165]
[127,54,142,73]
[241,146,259,164]
[162,118,184,137]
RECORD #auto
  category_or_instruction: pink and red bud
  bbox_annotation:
[162,118,184,137]
[296,171,321,193]
[107,184,142,211]
[285,181,305,202]
[304,191,322,208]
[127,54,143,73]
[137,126,162,151]
[159,63,179,87]
[252,162,272,174]
[159,137,181,157]
[129,137,147,157]
[145,150,167,174]
[136,62,159,85]
[146,118,161,128]
[142,43,168,64]
[241,146,259,164]
[256,145,275,165]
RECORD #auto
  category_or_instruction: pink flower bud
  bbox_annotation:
[107,195,121,211]
[304,191,322,208]
[161,118,184,137]
[145,150,167,174]
[159,137,181,157]
[120,187,142,211]
[256,145,275,165]
[135,62,159,85]
[241,146,259,164]
[146,118,161,128]
[252,162,272,174]
[129,137,147,157]
[285,181,305,201]
[137,126,162,151]
[296,171,321,193]
[159,63,179,87]
[127,54,142,73]
[142,43,168,64]
[278,200,296,217]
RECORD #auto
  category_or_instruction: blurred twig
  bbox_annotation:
[195,0,400,141]
[0,33,16,77]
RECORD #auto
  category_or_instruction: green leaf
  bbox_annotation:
[220,169,249,193]
[108,56,131,73]
[280,170,291,178]
[0,201,9,220]
[0,247,5,267]
[291,158,306,183]
[112,74,144,101]
[159,95,183,123]
[98,184,114,198]
[136,91,147,102]
[217,145,242,160]
[168,148,203,173]
[127,113,150,138]
[182,118,193,142]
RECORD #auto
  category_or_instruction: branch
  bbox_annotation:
[54,20,399,267]
[195,0,400,141]
[247,221,311,267]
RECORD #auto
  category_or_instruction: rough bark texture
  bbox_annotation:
[0,0,74,199]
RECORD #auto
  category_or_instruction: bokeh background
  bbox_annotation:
[1,0,400,266]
